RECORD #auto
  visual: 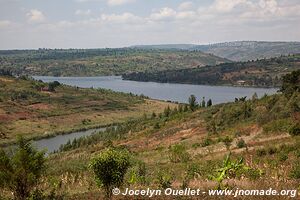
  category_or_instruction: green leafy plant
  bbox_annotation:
[168,143,190,163]
[209,153,252,189]
[89,148,131,199]
[0,136,46,200]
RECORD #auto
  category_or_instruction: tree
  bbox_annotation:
[207,99,212,107]
[48,81,60,92]
[188,95,197,111]
[252,92,258,101]
[201,97,206,108]
[0,136,46,200]
[164,106,171,117]
[280,69,300,97]
[89,148,131,199]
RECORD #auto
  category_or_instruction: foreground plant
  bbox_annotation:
[209,153,261,189]
[0,136,46,200]
[89,148,131,199]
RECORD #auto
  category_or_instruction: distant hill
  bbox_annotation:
[132,41,300,61]
[123,54,300,87]
[0,48,228,76]
[192,41,300,61]
[131,44,196,50]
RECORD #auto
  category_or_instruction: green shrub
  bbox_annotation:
[290,161,300,179]
[202,137,213,147]
[289,123,300,136]
[89,148,131,199]
[267,147,278,155]
[278,152,288,162]
[168,143,190,163]
[0,136,46,200]
[157,170,173,189]
[237,139,246,148]
[256,148,267,157]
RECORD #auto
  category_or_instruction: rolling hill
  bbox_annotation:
[0,48,228,77]
[133,41,300,61]
[122,54,300,87]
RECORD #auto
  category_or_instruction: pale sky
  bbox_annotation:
[0,0,300,49]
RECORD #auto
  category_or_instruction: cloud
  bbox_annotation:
[178,1,194,11]
[26,9,45,23]
[210,0,248,13]
[101,12,142,23]
[0,20,11,28]
[150,7,177,21]
[107,0,135,6]
[75,0,135,6]
[75,9,92,16]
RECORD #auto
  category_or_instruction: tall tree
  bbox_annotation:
[188,95,197,111]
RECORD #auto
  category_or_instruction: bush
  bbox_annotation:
[278,152,288,162]
[267,147,278,155]
[168,143,190,163]
[256,148,267,157]
[202,137,213,147]
[289,123,300,136]
[0,136,46,200]
[290,161,300,179]
[237,139,246,148]
[89,148,131,199]
[157,170,173,189]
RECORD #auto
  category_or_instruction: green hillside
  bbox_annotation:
[0,74,174,146]
[123,54,300,87]
[0,48,228,77]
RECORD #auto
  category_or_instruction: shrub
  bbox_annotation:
[256,148,267,157]
[0,136,46,200]
[157,170,173,189]
[290,161,300,179]
[289,123,300,136]
[237,139,246,148]
[168,143,190,163]
[202,137,213,147]
[89,148,131,199]
[278,152,288,162]
[267,147,278,155]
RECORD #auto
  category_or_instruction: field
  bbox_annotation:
[0,75,175,146]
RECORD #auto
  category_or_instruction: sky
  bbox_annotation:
[0,0,299,49]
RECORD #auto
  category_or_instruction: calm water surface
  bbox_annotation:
[34,76,277,104]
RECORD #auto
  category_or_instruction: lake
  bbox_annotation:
[30,76,277,153]
[33,76,278,104]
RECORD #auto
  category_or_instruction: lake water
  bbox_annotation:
[33,76,278,104]
[30,76,277,153]
[32,127,107,154]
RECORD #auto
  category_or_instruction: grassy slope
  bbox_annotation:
[0,76,175,145]
[123,54,300,87]
[42,91,300,199]
[0,49,228,76]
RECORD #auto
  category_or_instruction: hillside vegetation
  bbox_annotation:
[1,71,298,199]
[123,54,300,87]
[0,49,228,77]
[0,75,174,146]
[133,41,300,61]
